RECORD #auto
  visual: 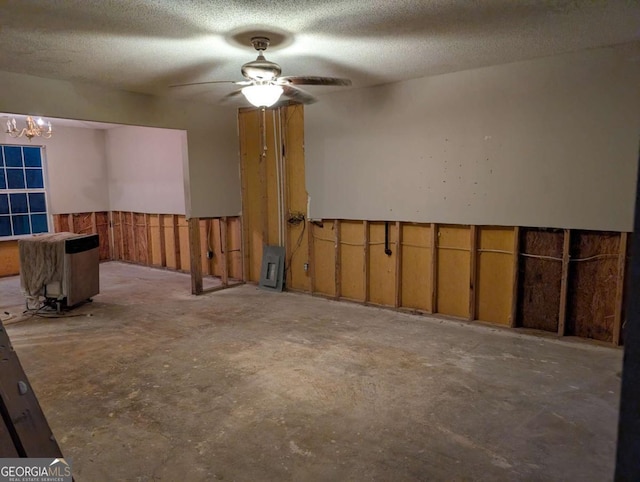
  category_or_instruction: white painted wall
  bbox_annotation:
[105,126,186,214]
[0,126,109,214]
[305,43,640,232]
[0,71,240,218]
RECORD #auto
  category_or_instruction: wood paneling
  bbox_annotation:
[368,222,397,306]
[340,220,365,301]
[518,228,563,332]
[436,225,470,318]
[312,221,336,297]
[149,214,163,266]
[227,217,243,280]
[285,101,311,291]
[54,211,111,261]
[567,231,620,342]
[134,213,148,265]
[0,241,19,277]
[400,223,432,312]
[240,109,266,282]
[95,211,111,261]
[476,227,515,325]
[163,215,177,269]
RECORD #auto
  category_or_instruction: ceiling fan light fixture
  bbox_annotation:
[241,84,283,108]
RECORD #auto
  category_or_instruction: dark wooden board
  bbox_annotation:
[0,411,19,456]
[0,322,64,457]
[517,228,564,332]
[567,231,620,342]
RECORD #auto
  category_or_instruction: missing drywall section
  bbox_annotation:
[567,231,621,342]
[517,228,564,332]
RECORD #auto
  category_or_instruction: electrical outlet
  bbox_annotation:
[303,262,309,272]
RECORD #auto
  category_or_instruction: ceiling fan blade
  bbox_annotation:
[220,89,244,104]
[282,85,317,105]
[279,76,352,86]
[169,80,251,88]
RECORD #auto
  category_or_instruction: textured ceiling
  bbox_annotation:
[0,0,638,105]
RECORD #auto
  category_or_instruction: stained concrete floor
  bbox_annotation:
[0,262,622,481]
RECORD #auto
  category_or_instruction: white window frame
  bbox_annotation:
[0,144,52,240]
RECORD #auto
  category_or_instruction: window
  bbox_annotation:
[0,145,49,238]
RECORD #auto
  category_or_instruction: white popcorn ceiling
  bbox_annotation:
[0,0,638,105]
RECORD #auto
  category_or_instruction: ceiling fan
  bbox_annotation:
[170,36,352,108]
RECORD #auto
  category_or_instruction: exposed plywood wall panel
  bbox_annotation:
[311,221,336,297]
[265,111,280,247]
[567,231,620,342]
[239,106,309,286]
[368,222,397,306]
[400,223,432,312]
[0,241,19,277]
[477,227,515,325]
[436,225,470,318]
[340,220,365,301]
[283,105,310,292]
[518,228,564,332]
[239,109,266,282]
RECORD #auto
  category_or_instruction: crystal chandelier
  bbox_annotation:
[5,116,53,141]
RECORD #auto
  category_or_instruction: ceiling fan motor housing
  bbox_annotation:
[241,54,282,81]
[241,36,282,81]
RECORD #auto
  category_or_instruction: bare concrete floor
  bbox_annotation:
[0,262,621,481]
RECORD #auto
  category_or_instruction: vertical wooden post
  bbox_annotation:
[430,223,438,314]
[130,212,137,264]
[90,212,97,234]
[363,221,369,303]
[334,220,341,299]
[173,215,181,271]
[510,226,520,328]
[158,215,167,267]
[67,213,75,233]
[145,213,152,266]
[308,222,315,295]
[613,232,629,346]
[469,225,478,321]
[558,228,571,336]
[118,212,125,261]
[107,211,115,260]
[53,215,61,233]
[221,217,229,286]
[188,218,203,295]
[259,111,269,247]
[395,221,402,308]
[204,219,213,276]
